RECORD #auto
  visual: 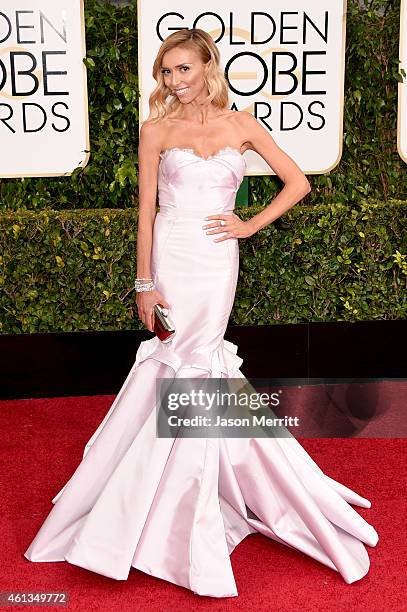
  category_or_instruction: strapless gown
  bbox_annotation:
[24,146,379,597]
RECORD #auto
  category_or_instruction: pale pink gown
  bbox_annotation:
[24,146,379,597]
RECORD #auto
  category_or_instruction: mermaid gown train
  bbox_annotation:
[24,146,379,597]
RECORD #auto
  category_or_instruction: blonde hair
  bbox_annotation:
[146,28,230,122]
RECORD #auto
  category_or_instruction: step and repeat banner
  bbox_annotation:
[138,0,348,175]
[0,0,89,178]
[0,1,405,177]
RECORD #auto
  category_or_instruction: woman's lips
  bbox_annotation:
[174,87,189,96]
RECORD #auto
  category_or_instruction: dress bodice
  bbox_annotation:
[157,146,246,218]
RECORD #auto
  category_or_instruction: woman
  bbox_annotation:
[24,28,378,598]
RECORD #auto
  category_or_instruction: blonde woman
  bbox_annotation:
[24,28,378,598]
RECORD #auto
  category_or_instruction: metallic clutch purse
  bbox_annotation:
[153,304,176,343]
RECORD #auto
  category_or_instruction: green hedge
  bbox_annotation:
[1,200,405,333]
[0,0,405,211]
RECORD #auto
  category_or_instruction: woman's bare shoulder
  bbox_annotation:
[140,116,169,133]
[233,110,255,124]
[139,117,170,151]
[223,110,255,132]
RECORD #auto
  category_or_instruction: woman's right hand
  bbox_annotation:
[136,289,171,333]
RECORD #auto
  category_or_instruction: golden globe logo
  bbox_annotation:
[139,2,348,174]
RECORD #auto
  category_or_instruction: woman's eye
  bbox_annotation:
[161,67,189,75]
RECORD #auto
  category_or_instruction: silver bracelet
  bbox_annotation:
[135,278,155,292]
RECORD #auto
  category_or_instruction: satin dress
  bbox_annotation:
[24,146,379,597]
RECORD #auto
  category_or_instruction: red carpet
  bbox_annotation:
[0,395,405,611]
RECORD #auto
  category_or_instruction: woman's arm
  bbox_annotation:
[136,120,162,277]
[239,111,311,234]
[135,121,170,332]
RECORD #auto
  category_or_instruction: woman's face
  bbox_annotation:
[161,45,208,104]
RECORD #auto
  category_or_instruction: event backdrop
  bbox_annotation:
[0,0,89,178]
[138,0,348,175]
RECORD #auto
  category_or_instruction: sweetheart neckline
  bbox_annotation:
[159,146,246,165]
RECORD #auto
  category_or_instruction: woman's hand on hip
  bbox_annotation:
[202,212,256,241]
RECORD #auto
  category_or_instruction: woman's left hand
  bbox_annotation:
[202,213,255,241]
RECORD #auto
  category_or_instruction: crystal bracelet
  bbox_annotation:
[134,278,155,292]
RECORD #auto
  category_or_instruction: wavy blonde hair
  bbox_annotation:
[146,28,230,123]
